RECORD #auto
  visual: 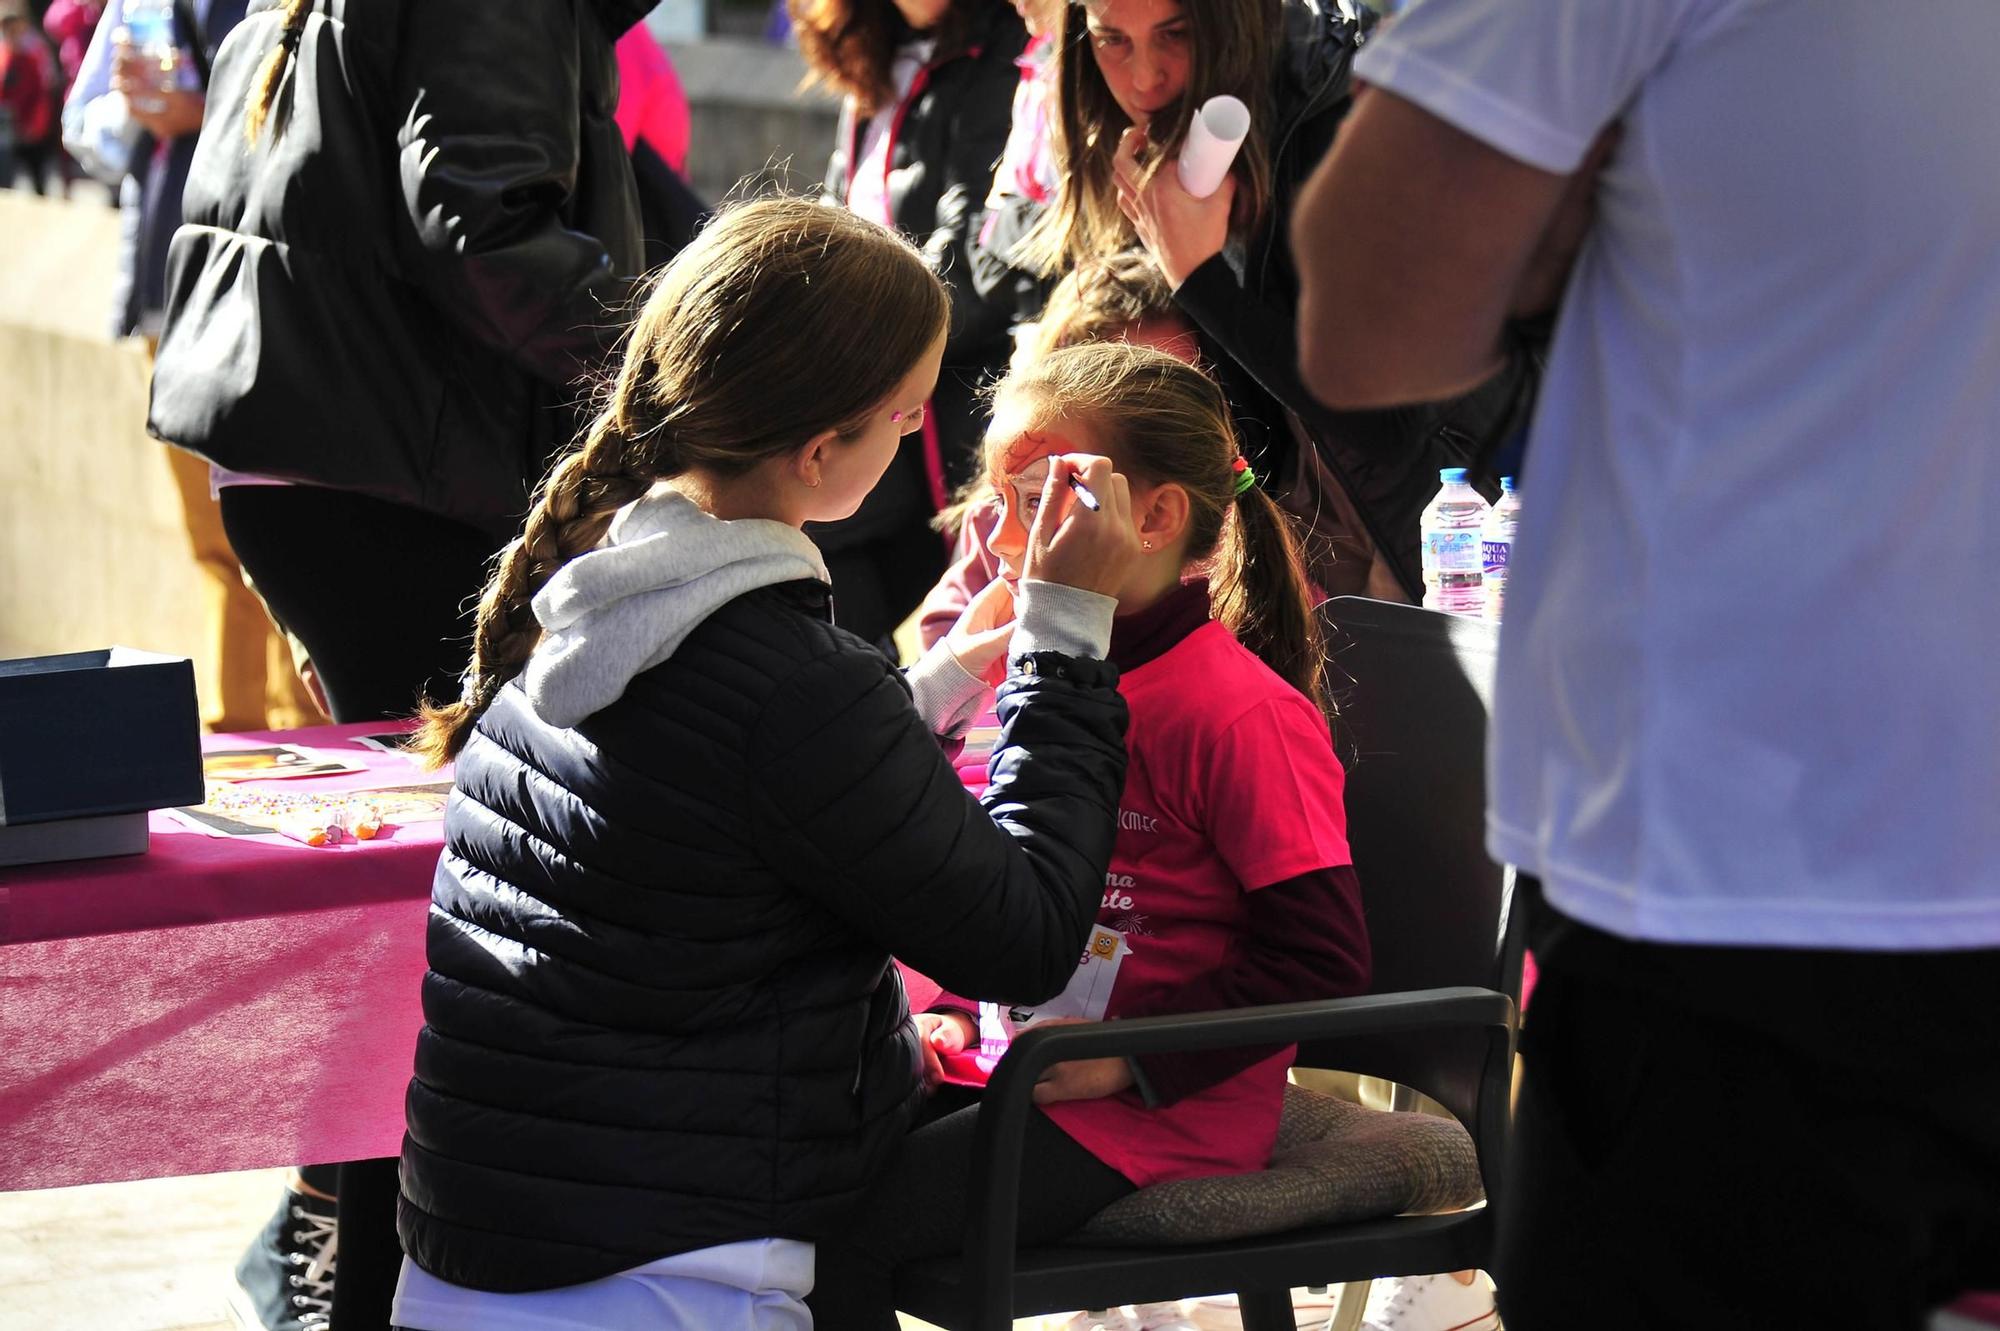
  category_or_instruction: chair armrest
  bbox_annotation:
[956,988,1517,1320]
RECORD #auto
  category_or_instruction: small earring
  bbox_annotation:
[808,476,821,488]
[1141,539,1153,551]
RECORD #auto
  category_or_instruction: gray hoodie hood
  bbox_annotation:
[524,487,830,728]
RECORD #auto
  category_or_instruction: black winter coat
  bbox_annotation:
[1174,0,1536,601]
[398,580,1129,1291]
[822,0,1027,526]
[147,0,649,540]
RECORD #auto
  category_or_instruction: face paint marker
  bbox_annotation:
[1066,473,1102,512]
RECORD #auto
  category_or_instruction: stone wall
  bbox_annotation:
[0,191,218,705]
[664,37,841,205]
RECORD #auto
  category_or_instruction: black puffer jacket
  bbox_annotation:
[398,580,1128,1291]
[147,0,648,539]
[1175,0,1536,601]
[823,0,1027,515]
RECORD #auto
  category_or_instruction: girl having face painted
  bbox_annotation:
[812,340,1370,1331]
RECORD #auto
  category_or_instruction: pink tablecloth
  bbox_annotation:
[0,724,441,1191]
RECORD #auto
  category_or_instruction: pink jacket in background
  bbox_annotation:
[41,0,102,88]
[615,24,690,176]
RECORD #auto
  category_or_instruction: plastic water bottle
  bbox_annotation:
[118,0,179,113]
[1481,477,1521,622]
[1420,468,1489,616]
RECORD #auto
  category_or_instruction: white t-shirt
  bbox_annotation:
[1356,0,2000,949]
[391,1240,813,1331]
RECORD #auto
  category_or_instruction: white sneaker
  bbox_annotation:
[1184,1288,1340,1331]
[1360,1273,1500,1331]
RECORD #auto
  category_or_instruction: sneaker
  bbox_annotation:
[1360,1273,1500,1331]
[226,1185,337,1331]
[1185,1288,1340,1331]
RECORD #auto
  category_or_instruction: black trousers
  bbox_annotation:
[807,1090,1136,1331]
[221,484,502,1331]
[1496,906,2000,1330]
[218,485,499,724]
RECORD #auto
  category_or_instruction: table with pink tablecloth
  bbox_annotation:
[0,723,440,1191]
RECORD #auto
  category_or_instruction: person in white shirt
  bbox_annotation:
[1288,1,2000,1327]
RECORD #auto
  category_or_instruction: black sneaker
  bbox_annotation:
[226,1185,337,1331]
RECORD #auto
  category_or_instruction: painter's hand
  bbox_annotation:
[1114,126,1234,288]
[1021,454,1140,599]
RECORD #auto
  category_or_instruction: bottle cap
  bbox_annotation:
[1439,467,1469,484]
[1501,476,1516,492]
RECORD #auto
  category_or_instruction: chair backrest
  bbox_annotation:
[1315,595,1521,1004]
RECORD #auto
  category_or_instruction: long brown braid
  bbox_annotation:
[409,198,950,766]
[993,341,1331,718]
[242,0,312,144]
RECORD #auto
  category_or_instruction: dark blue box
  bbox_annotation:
[0,649,204,864]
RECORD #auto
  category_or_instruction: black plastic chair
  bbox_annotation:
[892,597,1522,1331]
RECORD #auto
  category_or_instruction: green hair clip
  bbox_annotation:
[1231,455,1258,497]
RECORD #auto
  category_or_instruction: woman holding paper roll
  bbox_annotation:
[1026,0,1537,603]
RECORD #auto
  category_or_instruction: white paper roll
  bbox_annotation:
[1176,95,1251,199]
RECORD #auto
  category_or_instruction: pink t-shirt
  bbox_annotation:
[956,621,1354,1187]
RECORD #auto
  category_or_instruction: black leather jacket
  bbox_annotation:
[399,581,1128,1290]
[147,0,649,539]
[1174,0,1535,601]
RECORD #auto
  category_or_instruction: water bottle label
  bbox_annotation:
[1483,541,1511,577]
[1426,530,1481,572]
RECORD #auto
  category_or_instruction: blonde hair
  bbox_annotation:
[242,0,312,144]
[411,199,951,764]
[1029,248,1180,362]
[994,341,1329,716]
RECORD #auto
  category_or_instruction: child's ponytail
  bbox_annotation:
[1212,479,1331,720]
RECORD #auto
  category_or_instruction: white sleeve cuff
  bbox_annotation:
[905,639,991,739]
[1012,579,1117,663]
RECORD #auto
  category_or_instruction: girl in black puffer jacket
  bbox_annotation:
[393,199,1142,1330]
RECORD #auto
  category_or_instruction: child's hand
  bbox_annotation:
[1022,455,1140,599]
[944,577,1016,686]
[1032,1055,1135,1105]
[1025,1018,1136,1105]
[915,1010,975,1093]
